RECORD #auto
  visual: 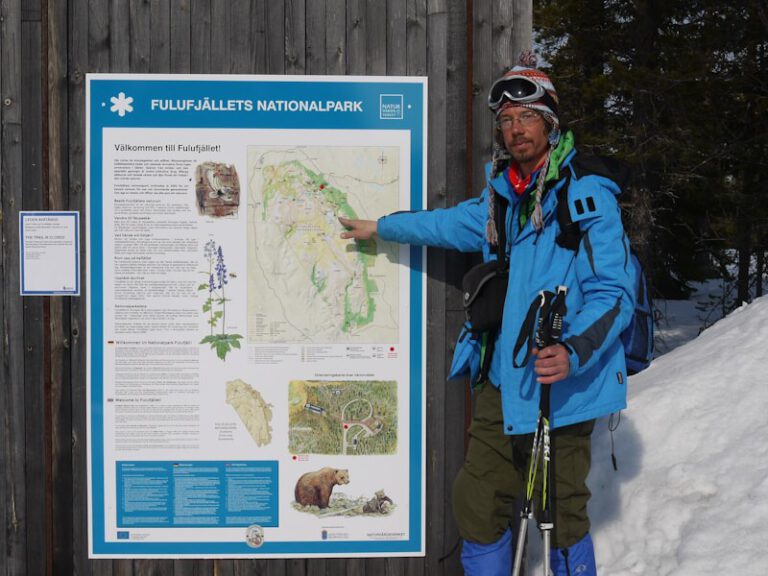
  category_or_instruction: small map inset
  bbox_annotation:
[288,380,397,455]
[226,379,273,447]
[247,146,400,344]
[195,161,240,217]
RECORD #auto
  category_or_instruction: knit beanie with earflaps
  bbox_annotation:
[486,50,561,243]
[495,50,561,147]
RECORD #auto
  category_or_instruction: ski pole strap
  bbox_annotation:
[512,290,555,368]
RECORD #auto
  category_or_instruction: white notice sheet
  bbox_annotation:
[20,211,80,295]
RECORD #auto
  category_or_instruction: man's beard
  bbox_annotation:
[512,152,531,163]
[510,144,535,164]
[508,136,548,167]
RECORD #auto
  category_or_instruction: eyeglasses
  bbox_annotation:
[496,111,541,130]
[488,75,545,111]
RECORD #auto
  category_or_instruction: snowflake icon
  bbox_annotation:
[109,92,134,117]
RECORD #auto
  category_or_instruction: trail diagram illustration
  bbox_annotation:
[288,380,397,455]
[247,146,400,344]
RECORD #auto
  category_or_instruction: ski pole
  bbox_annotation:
[512,290,554,576]
[540,378,553,576]
[540,286,567,576]
[512,400,544,576]
[512,286,567,576]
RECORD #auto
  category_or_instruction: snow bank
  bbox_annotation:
[588,296,768,575]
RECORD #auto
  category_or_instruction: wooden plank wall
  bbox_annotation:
[0,1,530,574]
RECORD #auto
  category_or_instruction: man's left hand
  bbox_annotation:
[532,344,570,385]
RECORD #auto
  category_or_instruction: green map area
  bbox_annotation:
[260,160,378,333]
[247,146,400,344]
[288,380,397,455]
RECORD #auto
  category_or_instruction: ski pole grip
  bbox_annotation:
[549,286,568,345]
[535,290,555,349]
[540,374,552,416]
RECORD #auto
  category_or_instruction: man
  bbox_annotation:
[340,52,634,576]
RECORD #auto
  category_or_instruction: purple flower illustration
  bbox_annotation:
[198,240,242,361]
[216,246,228,289]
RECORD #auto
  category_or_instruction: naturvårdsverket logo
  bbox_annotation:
[379,94,403,120]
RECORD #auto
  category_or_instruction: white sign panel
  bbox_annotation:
[86,74,427,558]
[20,211,80,295]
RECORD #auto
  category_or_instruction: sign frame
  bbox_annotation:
[86,73,427,558]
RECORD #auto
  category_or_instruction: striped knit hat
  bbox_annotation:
[494,50,560,146]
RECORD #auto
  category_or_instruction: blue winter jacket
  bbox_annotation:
[377,147,634,434]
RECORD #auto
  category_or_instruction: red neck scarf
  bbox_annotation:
[506,157,547,197]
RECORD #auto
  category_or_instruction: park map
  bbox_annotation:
[247,146,400,344]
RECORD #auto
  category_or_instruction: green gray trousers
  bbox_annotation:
[452,383,595,549]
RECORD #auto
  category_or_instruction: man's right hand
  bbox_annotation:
[339,217,377,240]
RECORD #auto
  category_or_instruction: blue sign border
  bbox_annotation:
[87,74,426,557]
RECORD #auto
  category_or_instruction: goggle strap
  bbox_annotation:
[533,92,559,118]
[493,95,559,121]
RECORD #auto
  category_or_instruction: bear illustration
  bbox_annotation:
[362,489,394,514]
[294,467,350,509]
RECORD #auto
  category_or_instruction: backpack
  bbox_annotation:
[555,153,654,375]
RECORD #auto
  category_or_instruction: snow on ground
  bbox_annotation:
[521,293,768,574]
[585,295,768,575]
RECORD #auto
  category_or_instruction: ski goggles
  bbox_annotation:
[488,75,558,115]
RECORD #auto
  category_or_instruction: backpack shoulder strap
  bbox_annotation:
[570,154,631,190]
[556,152,630,252]
[494,192,509,265]
[555,172,580,251]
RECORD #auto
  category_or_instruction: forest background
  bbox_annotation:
[534,0,768,314]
